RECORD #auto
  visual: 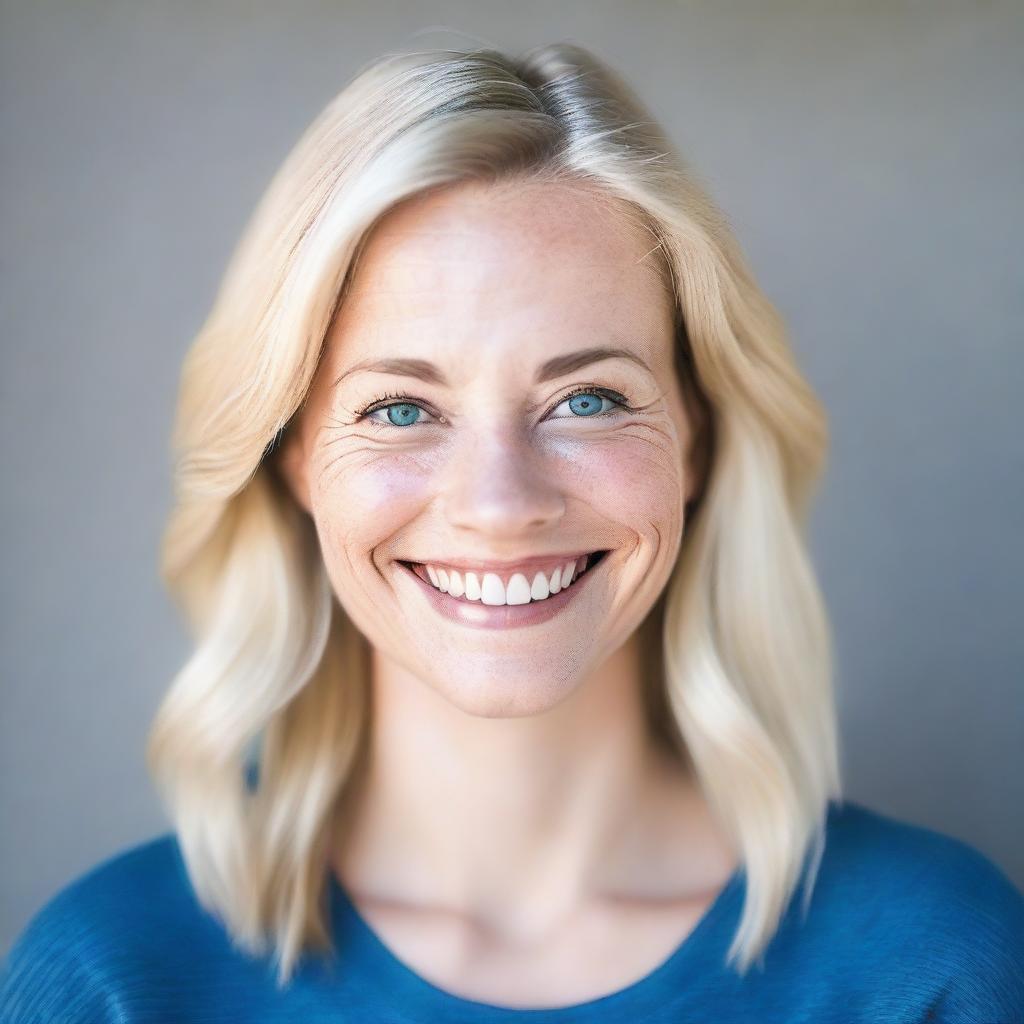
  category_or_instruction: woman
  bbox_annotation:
[2,41,1022,1023]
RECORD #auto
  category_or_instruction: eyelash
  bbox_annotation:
[353,385,634,430]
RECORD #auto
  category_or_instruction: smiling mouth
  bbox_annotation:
[397,549,611,606]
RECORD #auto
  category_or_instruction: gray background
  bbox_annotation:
[2,0,1021,954]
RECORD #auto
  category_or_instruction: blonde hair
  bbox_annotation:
[147,41,842,989]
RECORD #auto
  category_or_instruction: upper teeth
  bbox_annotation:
[423,556,590,605]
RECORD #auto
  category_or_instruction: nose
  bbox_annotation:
[439,425,566,539]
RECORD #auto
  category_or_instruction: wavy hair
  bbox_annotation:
[147,41,842,989]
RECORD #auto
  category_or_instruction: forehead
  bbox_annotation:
[327,181,674,372]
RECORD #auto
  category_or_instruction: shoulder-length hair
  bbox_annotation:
[147,41,842,989]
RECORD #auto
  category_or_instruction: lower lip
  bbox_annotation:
[397,555,607,630]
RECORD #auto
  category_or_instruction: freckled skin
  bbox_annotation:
[279,180,701,719]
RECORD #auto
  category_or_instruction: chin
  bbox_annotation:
[430,665,586,719]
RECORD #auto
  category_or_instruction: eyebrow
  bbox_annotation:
[333,346,653,389]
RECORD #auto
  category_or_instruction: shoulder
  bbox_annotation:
[0,832,232,1024]
[3,831,209,952]
[802,799,1024,1018]
[818,798,1024,922]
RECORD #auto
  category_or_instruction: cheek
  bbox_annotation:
[311,453,431,559]
[565,427,686,538]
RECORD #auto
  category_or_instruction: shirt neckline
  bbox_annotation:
[327,865,745,1020]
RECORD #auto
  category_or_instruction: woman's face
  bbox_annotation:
[279,180,704,717]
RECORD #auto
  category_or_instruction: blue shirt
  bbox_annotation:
[2,799,1023,1023]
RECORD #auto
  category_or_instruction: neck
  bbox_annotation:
[330,623,732,934]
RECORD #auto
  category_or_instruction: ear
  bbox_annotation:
[273,425,313,516]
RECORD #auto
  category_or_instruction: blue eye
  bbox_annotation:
[357,392,436,429]
[553,389,620,418]
[375,402,423,427]
[356,386,629,429]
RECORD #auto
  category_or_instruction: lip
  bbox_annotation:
[396,550,611,630]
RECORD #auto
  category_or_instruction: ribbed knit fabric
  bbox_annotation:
[2,799,1023,1023]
